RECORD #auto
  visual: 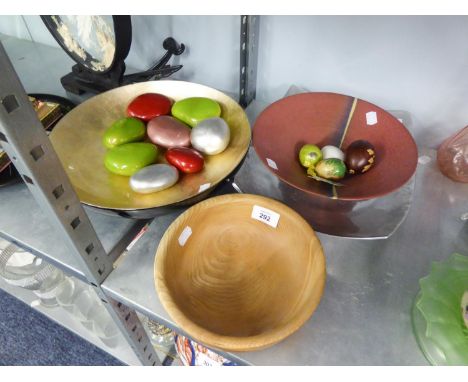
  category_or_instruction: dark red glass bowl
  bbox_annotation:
[253,92,418,201]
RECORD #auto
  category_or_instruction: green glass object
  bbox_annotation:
[102,117,146,149]
[462,291,468,329]
[299,144,322,168]
[412,253,468,365]
[104,143,159,176]
[315,158,346,180]
[171,97,221,128]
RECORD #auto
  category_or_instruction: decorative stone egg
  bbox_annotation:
[104,142,159,176]
[165,147,204,174]
[298,144,322,168]
[171,97,221,127]
[147,116,191,148]
[129,164,179,194]
[102,117,146,149]
[321,145,345,161]
[190,117,230,155]
[127,93,172,122]
[315,158,347,180]
[345,140,376,174]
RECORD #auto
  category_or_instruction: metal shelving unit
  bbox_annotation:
[0,182,146,282]
[0,40,161,365]
[0,16,467,366]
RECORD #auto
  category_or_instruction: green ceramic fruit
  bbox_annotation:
[412,253,468,365]
[171,97,221,128]
[102,117,146,149]
[299,144,322,168]
[307,165,344,186]
[104,143,159,176]
[315,158,346,180]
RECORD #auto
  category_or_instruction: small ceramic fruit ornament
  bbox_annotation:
[130,164,179,194]
[190,117,230,155]
[165,147,204,174]
[315,158,346,180]
[171,97,221,127]
[321,145,345,161]
[127,93,172,122]
[345,140,376,175]
[298,144,322,168]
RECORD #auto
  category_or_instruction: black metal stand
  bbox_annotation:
[62,37,185,95]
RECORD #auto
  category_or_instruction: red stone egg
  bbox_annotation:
[165,147,204,174]
[127,93,172,122]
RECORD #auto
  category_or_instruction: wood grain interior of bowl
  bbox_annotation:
[155,194,326,352]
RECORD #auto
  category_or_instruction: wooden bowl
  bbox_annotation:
[253,92,418,200]
[155,194,326,352]
[49,80,251,211]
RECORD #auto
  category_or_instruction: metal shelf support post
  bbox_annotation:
[239,15,260,108]
[0,41,159,366]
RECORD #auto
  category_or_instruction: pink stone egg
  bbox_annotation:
[147,116,191,148]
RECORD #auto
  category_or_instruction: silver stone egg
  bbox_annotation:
[129,164,179,194]
[190,117,230,155]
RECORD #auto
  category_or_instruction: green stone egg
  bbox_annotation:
[315,158,347,180]
[104,143,159,176]
[171,97,221,127]
[103,117,146,149]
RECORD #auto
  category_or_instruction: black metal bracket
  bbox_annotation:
[122,38,185,85]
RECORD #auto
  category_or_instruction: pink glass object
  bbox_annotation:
[437,126,468,183]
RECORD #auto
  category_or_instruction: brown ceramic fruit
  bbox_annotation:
[253,92,418,200]
[155,194,326,352]
[344,140,376,175]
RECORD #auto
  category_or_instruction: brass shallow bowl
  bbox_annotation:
[50,81,251,211]
[155,194,326,352]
